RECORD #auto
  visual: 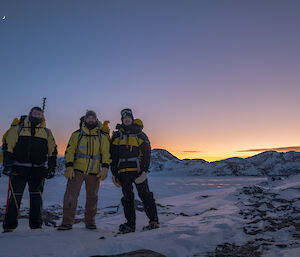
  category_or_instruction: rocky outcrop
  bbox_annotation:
[90,249,166,257]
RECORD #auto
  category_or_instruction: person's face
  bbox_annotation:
[31,110,43,119]
[86,116,96,124]
[123,116,133,126]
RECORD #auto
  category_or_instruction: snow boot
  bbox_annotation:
[142,221,160,231]
[2,229,14,233]
[119,223,135,234]
[31,226,42,230]
[86,223,97,230]
[57,224,72,231]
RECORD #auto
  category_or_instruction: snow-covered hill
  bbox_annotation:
[3,149,300,177]
[148,149,300,177]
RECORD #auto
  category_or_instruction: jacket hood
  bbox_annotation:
[133,119,143,129]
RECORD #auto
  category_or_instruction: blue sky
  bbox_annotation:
[1,0,300,160]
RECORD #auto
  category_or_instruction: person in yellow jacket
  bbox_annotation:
[0,118,25,166]
[58,110,111,230]
[2,107,57,232]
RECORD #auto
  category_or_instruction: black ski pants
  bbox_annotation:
[119,172,159,226]
[3,166,45,230]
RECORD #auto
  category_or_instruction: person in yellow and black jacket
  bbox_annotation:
[2,107,57,233]
[110,108,159,234]
[0,118,22,168]
[58,110,111,230]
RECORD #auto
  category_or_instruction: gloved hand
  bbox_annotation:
[45,168,56,179]
[3,166,13,177]
[64,166,75,180]
[97,167,108,181]
[112,176,121,187]
[134,171,147,184]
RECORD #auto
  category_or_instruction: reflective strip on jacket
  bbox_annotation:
[65,123,111,175]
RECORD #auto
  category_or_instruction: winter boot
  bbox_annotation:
[85,223,97,230]
[31,226,42,230]
[142,221,160,231]
[57,224,72,231]
[119,222,135,234]
[2,229,14,233]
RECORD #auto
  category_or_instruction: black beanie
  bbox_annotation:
[121,108,134,121]
[85,110,97,120]
[29,106,43,115]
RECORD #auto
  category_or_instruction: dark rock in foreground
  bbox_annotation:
[90,249,166,257]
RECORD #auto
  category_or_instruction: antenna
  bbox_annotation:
[42,97,47,112]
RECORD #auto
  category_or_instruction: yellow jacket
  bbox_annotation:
[65,122,111,175]
[3,117,57,168]
[0,118,22,163]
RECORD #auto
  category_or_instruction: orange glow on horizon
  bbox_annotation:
[55,140,300,162]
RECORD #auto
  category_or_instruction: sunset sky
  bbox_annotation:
[0,0,300,161]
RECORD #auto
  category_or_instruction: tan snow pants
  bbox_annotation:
[62,170,100,225]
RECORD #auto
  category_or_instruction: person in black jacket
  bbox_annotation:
[2,107,57,232]
[110,108,159,233]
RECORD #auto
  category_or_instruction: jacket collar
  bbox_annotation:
[117,123,142,135]
[81,122,100,134]
[24,116,46,128]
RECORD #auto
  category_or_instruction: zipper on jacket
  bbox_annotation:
[28,125,35,163]
[86,131,92,174]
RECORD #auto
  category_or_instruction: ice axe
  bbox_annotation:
[3,177,22,223]
[9,178,21,218]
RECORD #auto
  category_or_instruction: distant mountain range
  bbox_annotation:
[56,149,300,177]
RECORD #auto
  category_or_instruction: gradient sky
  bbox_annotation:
[0,0,300,161]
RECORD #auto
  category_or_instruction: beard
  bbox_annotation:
[85,121,97,130]
[29,116,42,126]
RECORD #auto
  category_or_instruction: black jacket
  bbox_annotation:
[110,121,151,177]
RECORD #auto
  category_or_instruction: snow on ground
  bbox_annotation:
[0,171,299,257]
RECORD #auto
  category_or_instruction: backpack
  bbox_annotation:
[17,115,50,137]
[76,127,102,150]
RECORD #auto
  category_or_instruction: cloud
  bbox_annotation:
[237,146,300,153]
[182,150,202,153]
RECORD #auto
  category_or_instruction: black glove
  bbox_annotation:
[111,166,119,178]
[3,166,13,177]
[45,168,56,179]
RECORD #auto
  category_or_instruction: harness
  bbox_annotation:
[17,116,50,137]
[74,128,102,172]
[13,161,46,168]
[117,131,141,173]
